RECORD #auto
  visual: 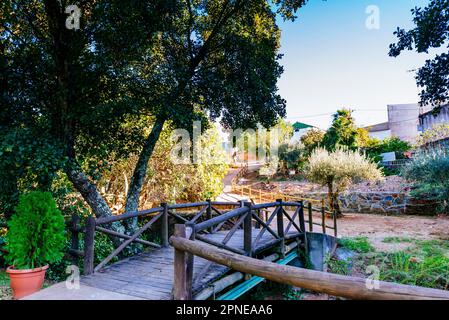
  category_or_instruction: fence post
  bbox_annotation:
[276,199,285,258]
[70,215,80,265]
[173,224,193,300]
[321,199,326,234]
[333,209,338,238]
[243,202,252,257]
[308,202,313,232]
[83,216,96,275]
[185,222,195,297]
[161,203,169,247]
[298,201,306,233]
[206,199,213,233]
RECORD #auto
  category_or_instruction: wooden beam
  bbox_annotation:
[94,212,163,272]
[308,202,313,232]
[173,225,192,300]
[170,236,449,300]
[161,203,169,247]
[95,226,161,248]
[83,216,96,275]
[243,202,252,256]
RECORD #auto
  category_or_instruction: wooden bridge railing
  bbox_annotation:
[68,199,307,276]
[170,230,449,300]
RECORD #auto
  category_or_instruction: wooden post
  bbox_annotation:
[185,222,195,297]
[276,199,285,258]
[333,209,338,238]
[298,201,306,233]
[308,202,313,232]
[206,199,213,233]
[161,203,169,247]
[173,224,193,300]
[243,202,252,257]
[321,199,326,234]
[70,215,80,265]
[83,216,96,275]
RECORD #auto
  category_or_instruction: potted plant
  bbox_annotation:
[5,191,65,299]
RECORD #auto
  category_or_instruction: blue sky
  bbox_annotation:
[277,0,435,129]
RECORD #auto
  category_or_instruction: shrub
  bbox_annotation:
[6,192,66,269]
[365,137,411,162]
[278,143,307,173]
[300,128,324,154]
[305,148,383,216]
[401,149,449,213]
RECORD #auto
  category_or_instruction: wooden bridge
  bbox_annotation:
[67,200,315,300]
[32,194,448,300]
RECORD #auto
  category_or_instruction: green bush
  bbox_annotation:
[401,149,449,214]
[365,137,411,162]
[6,191,66,269]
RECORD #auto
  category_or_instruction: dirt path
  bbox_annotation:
[333,213,449,252]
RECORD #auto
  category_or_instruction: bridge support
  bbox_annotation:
[173,224,193,300]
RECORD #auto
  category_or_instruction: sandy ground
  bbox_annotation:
[331,213,449,252]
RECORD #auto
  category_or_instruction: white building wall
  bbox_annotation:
[368,129,391,141]
[387,103,420,143]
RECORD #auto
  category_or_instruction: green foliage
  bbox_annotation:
[377,240,449,289]
[327,256,352,276]
[365,137,411,162]
[338,236,374,253]
[416,123,449,146]
[389,0,449,106]
[278,143,307,172]
[1,0,308,222]
[401,149,449,213]
[322,109,359,151]
[306,148,383,191]
[300,128,324,154]
[333,237,449,290]
[5,192,66,269]
[100,124,228,207]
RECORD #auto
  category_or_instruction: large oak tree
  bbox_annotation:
[1,0,308,233]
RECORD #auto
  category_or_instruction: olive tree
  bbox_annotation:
[305,148,383,217]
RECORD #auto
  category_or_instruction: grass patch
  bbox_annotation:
[338,236,374,253]
[382,237,413,244]
[333,237,449,291]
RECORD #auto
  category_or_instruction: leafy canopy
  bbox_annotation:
[306,147,383,191]
[389,0,449,107]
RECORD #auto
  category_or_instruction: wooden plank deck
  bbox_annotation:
[80,228,300,300]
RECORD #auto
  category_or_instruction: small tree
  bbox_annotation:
[305,148,383,217]
[6,192,65,269]
[300,128,324,155]
[323,109,359,151]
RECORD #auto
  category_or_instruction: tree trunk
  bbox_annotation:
[124,116,165,232]
[327,182,343,218]
[65,164,125,247]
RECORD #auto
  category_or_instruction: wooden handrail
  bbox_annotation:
[170,235,449,300]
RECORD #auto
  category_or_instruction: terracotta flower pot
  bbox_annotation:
[6,265,49,299]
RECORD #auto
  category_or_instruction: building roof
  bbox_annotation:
[292,122,314,130]
[363,122,389,132]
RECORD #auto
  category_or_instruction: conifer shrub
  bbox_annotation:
[6,191,65,269]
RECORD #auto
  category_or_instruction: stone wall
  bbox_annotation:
[294,192,437,216]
